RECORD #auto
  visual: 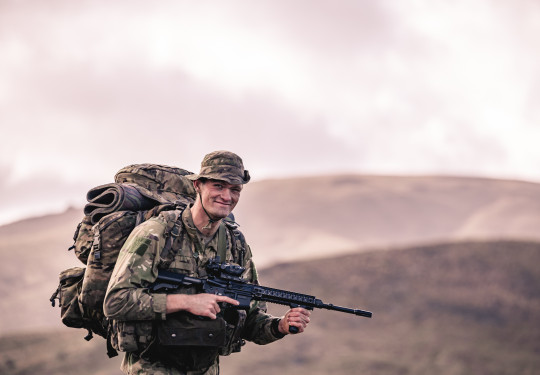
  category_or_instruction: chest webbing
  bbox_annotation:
[160,212,239,269]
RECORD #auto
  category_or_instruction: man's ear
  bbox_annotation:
[193,179,201,193]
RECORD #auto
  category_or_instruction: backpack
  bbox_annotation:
[50,164,197,357]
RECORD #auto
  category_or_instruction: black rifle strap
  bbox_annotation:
[105,328,119,358]
[217,222,227,262]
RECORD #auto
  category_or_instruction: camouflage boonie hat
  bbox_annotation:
[187,150,251,185]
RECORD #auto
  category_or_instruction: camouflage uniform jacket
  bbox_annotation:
[104,205,284,374]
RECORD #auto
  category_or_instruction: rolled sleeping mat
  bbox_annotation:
[83,183,156,224]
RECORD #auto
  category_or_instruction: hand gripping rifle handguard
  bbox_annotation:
[149,258,372,333]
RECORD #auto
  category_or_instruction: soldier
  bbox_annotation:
[104,151,311,374]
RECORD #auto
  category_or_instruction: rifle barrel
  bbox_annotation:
[322,303,372,318]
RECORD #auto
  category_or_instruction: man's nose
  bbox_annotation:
[220,188,232,201]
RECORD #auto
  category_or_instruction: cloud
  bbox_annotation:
[0,51,358,224]
[0,162,89,225]
[1,0,540,224]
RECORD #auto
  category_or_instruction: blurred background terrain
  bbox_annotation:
[1,175,539,375]
[1,0,540,373]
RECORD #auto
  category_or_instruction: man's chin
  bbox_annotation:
[209,208,231,220]
[212,204,233,215]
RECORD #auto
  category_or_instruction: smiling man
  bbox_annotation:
[188,151,247,233]
[104,151,310,375]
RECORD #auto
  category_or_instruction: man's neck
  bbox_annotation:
[190,201,222,237]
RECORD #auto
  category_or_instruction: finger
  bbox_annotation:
[216,296,240,306]
[288,312,311,322]
[199,303,217,319]
[295,307,311,316]
[207,304,219,319]
[288,314,310,327]
[289,307,310,316]
[288,316,308,326]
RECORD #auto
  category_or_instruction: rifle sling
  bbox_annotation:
[217,222,227,262]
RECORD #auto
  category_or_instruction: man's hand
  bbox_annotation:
[166,293,239,319]
[278,307,311,334]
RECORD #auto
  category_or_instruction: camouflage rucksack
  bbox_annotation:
[50,164,197,357]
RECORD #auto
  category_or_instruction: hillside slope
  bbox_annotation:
[1,174,539,335]
[0,207,83,334]
[234,175,540,265]
[1,240,538,375]
[221,239,540,375]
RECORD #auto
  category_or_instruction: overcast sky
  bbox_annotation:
[1,0,539,225]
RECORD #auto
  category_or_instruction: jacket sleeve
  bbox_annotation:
[241,245,286,344]
[103,217,169,321]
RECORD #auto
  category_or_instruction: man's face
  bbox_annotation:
[195,179,243,219]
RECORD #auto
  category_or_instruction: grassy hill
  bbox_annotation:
[1,240,538,375]
[0,207,83,334]
[1,174,540,336]
[221,239,540,375]
[1,174,539,374]
[234,175,540,266]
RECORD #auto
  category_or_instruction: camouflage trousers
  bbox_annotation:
[120,353,219,375]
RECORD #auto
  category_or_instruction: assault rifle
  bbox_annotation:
[149,258,372,333]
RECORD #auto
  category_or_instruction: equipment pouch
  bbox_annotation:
[56,267,86,328]
[152,313,224,372]
[50,267,108,340]
[70,217,94,264]
[157,312,226,347]
[110,320,154,353]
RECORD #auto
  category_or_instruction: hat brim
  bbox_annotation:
[186,173,248,185]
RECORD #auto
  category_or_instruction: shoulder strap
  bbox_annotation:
[222,220,246,267]
[158,205,186,269]
[161,217,183,267]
